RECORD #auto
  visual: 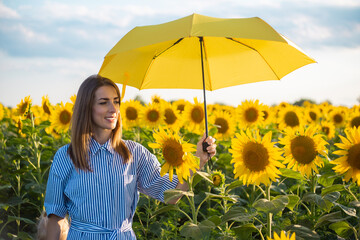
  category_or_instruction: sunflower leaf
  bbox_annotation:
[253,196,289,214]
[151,205,180,218]
[321,184,345,196]
[180,222,202,239]
[285,225,320,240]
[329,221,353,238]
[194,171,213,185]
[279,168,305,180]
[164,189,194,203]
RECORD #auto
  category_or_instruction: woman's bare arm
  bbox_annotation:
[46,214,63,240]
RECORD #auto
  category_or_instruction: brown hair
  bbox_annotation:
[68,74,132,171]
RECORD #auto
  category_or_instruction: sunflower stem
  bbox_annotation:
[346,183,358,202]
[310,171,317,218]
[266,185,272,238]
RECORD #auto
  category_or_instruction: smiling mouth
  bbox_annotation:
[105,117,117,121]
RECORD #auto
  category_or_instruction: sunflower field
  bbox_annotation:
[0,95,360,240]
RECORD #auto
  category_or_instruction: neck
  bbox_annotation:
[92,130,112,145]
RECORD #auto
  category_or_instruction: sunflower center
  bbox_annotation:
[309,111,317,121]
[333,114,343,124]
[322,126,330,135]
[59,110,71,125]
[262,111,269,121]
[177,104,185,113]
[125,107,138,120]
[43,103,51,115]
[284,111,300,127]
[162,139,184,167]
[245,108,258,123]
[212,175,222,186]
[153,98,160,103]
[350,116,360,128]
[164,109,177,125]
[347,143,360,170]
[20,103,28,115]
[147,110,159,122]
[290,136,317,164]
[215,117,229,134]
[243,142,269,172]
[191,107,204,123]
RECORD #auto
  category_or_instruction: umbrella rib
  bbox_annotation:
[141,38,184,89]
[227,37,280,80]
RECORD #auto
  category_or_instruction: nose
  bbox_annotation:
[108,102,118,113]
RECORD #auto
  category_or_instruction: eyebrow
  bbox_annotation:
[97,97,120,101]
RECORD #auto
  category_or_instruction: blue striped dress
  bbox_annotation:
[44,138,179,239]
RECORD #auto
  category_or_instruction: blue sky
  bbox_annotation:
[1,0,359,108]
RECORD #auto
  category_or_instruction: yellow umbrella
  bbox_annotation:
[99,13,315,165]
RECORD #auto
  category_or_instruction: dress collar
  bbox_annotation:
[89,137,115,155]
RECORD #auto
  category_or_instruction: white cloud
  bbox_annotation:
[0,23,52,43]
[0,2,20,19]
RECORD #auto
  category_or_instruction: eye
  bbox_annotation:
[114,100,120,105]
[99,102,107,105]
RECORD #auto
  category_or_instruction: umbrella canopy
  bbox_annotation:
[99,13,316,168]
[99,13,315,91]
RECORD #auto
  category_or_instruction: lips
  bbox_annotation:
[105,116,117,122]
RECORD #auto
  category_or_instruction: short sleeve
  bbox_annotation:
[134,143,179,202]
[44,145,72,218]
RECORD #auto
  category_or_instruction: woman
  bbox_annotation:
[45,75,216,239]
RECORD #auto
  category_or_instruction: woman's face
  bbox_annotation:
[92,85,120,135]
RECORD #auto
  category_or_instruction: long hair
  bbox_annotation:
[68,74,132,171]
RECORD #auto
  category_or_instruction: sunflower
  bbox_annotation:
[276,105,304,131]
[327,106,348,128]
[304,105,321,125]
[209,110,235,140]
[320,120,336,140]
[347,109,360,129]
[15,96,32,117]
[70,94,77,105]
[161,102,183,130]
[50,102,73,133]
[151,94,164,104]
[261,105,275,127]
[279,126,328,177]
[148,127,198,184]
[267,231,295,240]
[172,99,191,114]
[331,127,360,186]
[182,98,205,134]
[229,129,285,186]
[140,103,164,129]
[120,100,143,129]
[211,170,225,187]
[236,99,264,129]
[0,103,4,121]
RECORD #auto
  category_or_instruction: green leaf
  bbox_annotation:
[321,184,345,196]
[315,211,343,228]
[151,205,179,217]
[232,223,258,239]
[349,201,360,208]
[205,192,238,202]
[334,203,357,217]
[253,195,289,214]
[164,189,194,203]
[318,172,337,187]
[221,206,257,223]
[207,216,221,226]
[302,193,331,211]
[285,225,320,240]
[180,222,202,239]
[8,216,36,225]
[149,222,162,237]
[226,180,243,192]
[194,171,213,185]
[329,221,353,238]
[279,168,305,180]
[323,192,340,203]
[286,194,300,211]
[0,184,11,190]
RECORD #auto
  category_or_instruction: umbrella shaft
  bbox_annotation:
[199,37,208,138]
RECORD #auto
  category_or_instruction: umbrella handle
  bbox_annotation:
[202,141,213,169]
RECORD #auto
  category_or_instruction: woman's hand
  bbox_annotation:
[196,134,216,169]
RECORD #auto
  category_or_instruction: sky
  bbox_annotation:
[0,0,360,108]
